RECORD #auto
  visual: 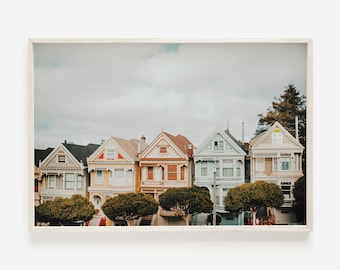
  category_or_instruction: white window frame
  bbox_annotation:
[222,160,233,177]
[236,160,242,177]
[58,155,66,163]
[48,175,56,189]
[65,173,75,189]
[201,161,208,176]
[106,148,115,160]
[256,157,264,172]
[272,129,283,144]
[114,168,125,185]
[77,175,82,190]
[96,170,103,184]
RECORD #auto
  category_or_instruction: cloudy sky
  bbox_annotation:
[33,41,307,149]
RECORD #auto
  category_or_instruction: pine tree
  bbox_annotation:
[255,84,307,175]
[256,84,306,147]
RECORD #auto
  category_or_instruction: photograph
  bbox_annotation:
[29,39,312,231]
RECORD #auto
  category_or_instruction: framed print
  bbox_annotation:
[28,38,312,232]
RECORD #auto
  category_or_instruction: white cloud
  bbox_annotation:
[33,42,307,149]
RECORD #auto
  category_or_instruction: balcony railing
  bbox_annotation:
[141,180,189,187]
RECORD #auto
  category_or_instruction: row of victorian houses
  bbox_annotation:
[34,121,304,226]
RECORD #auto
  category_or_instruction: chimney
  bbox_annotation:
[138,135,146,154]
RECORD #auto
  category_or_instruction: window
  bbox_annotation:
[256,157,264,172]
[201,161,207,176]
[273,157,278,170]
[214,141,224,151]
[58,155,65,163]
[168,165,177,180]
[147,167,153,180]
[48,175,55,189]
[281,157,291,170]
[65,173,75,189]
[223,168,233,177]
[115,168,125,185]
[214,141,218,151]
[223,160,233,177]
[126,170,133,185]
[106,148,115,160]
[77,175,82,189]
[159,146,167,154]
[272,129,283,144]
[115,168,124,177]
[180,166,185,180]
[236,160,242,177]
[109,171,113,185]
[96,171,103,184]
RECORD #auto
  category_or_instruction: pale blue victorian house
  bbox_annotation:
[192,127,247,225]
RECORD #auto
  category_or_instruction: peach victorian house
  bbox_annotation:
[249,121,304,225]
[139,131,194,226]
[86,136,148,215]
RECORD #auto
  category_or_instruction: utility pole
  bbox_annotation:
[213,168,216,226]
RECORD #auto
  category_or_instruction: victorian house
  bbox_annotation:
[139,131,194,226]
[38,141,99,203]
[86,136,148,221]
[192,127,247,225]
[34,148,53,206]
[248,121,304,225]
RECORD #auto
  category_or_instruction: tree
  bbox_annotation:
[101,193,159,226]
[256,84,306,145]
[158,186,213,226]
[224,181,284,225]
[293,176,306,224]
[36,194,95,226]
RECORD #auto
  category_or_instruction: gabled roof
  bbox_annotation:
[140,131,194,158]
[195,127,247,156]
[87,136,148,163]
[225,129,248,153]
[249,121,304,149]
[112,136,148,161]
[62,142,100,166]
[34,148,54,167]
[163,132,194,157]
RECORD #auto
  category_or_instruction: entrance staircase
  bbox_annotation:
[140,215,153,226]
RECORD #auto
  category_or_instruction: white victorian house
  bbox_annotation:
[39,141,100,203]
[193,127,247,225]
[248,121,304,225]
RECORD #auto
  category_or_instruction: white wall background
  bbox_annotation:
[0,1,336,269]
